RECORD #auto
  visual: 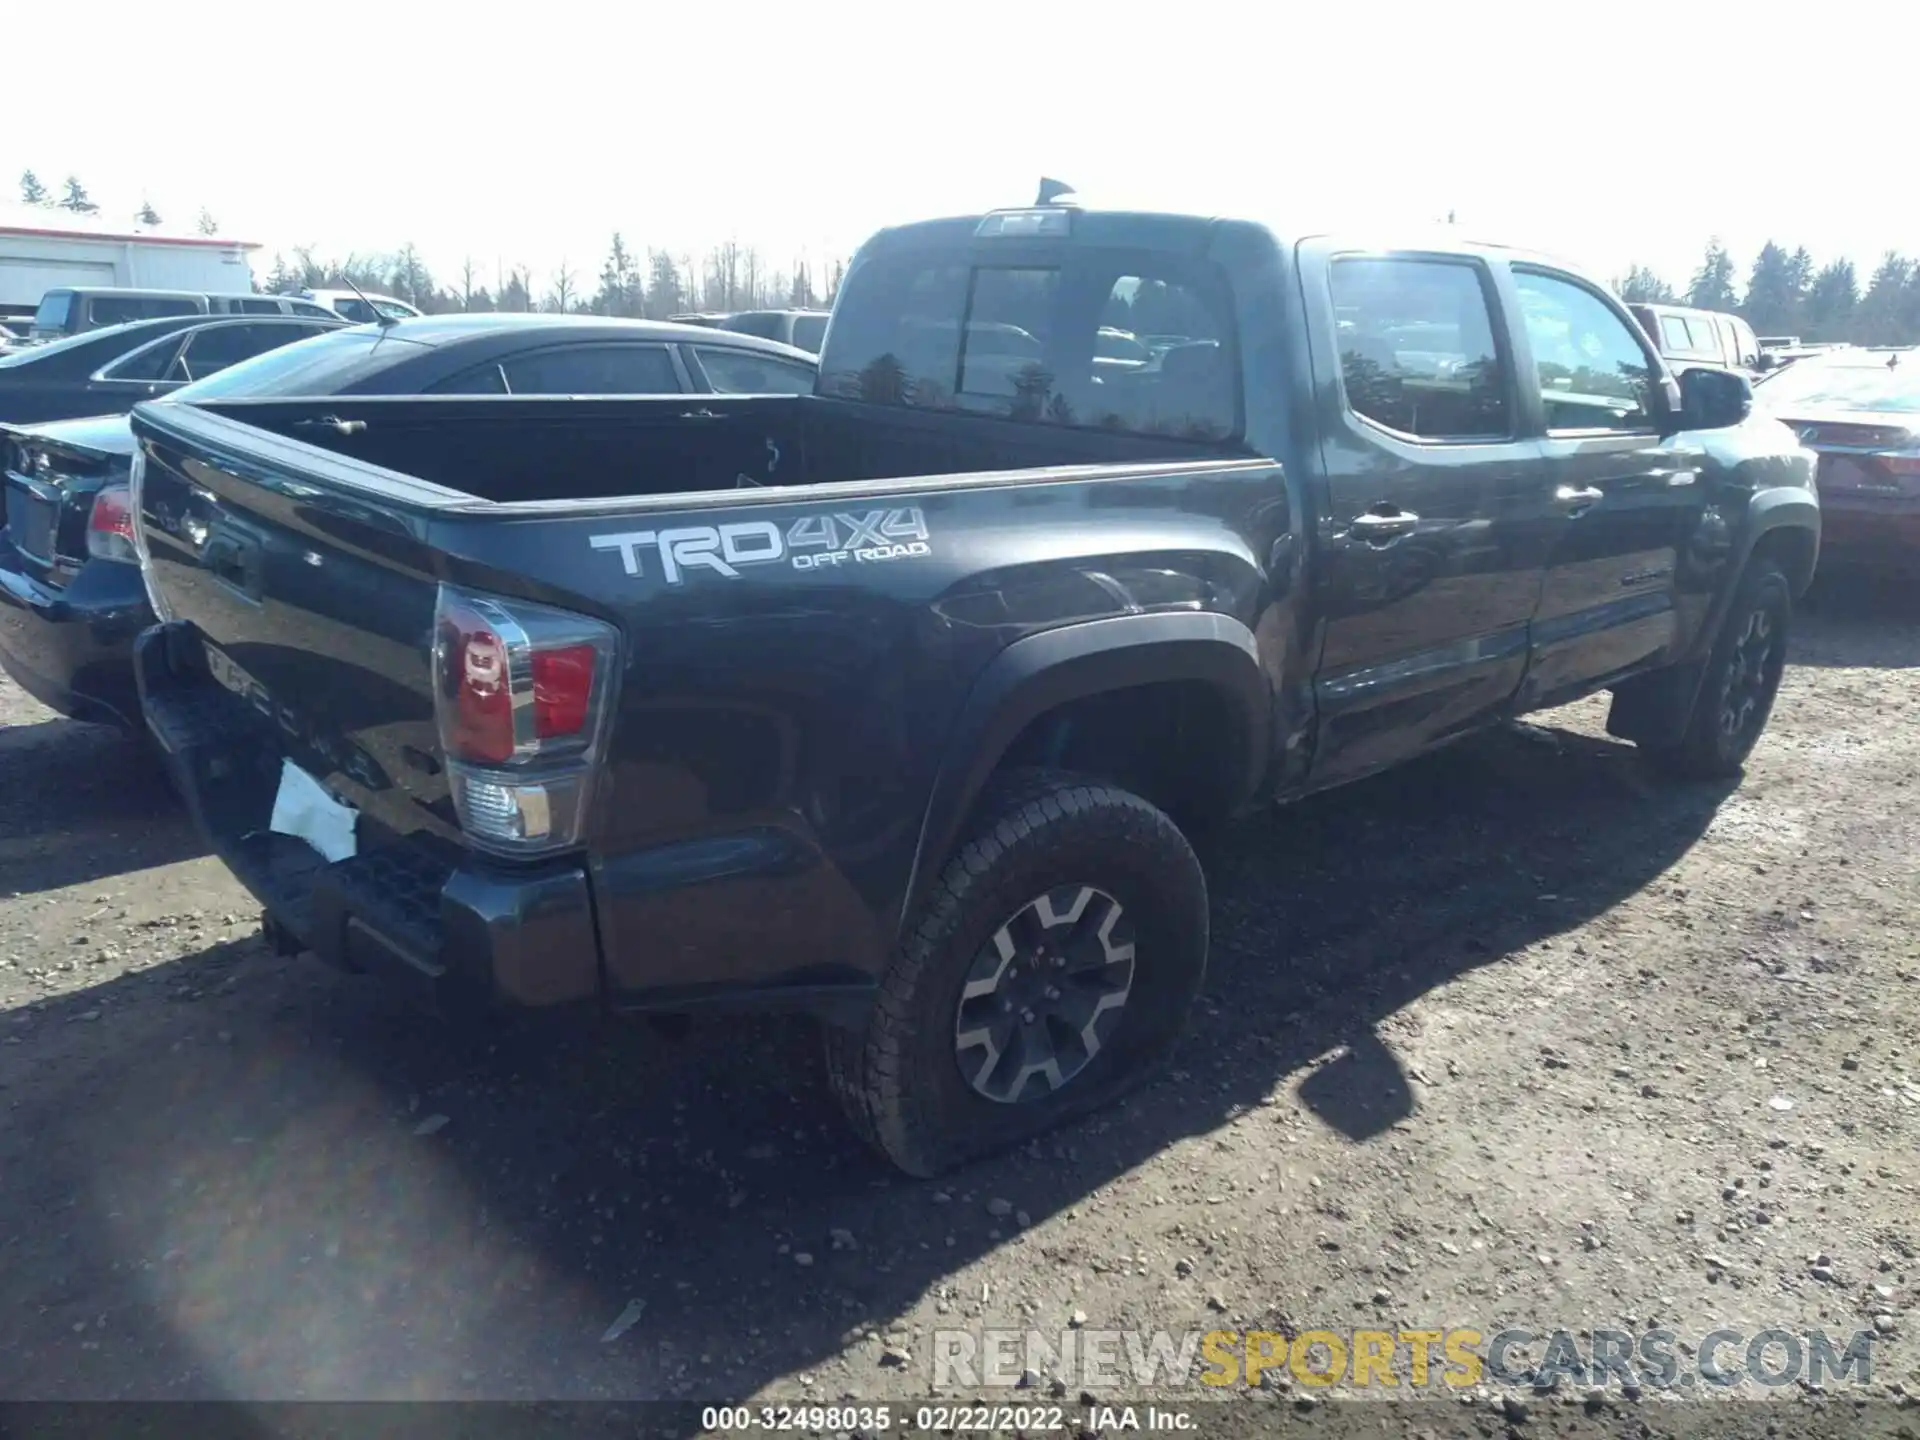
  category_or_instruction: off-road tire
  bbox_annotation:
[825,768,1208,1177]
[1643,558,1791,781]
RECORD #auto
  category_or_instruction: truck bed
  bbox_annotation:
[191,392,1247,505]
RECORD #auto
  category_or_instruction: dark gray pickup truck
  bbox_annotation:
[126,202,1819,1175]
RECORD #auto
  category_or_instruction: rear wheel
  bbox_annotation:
[826,769,1208,1177]
[1643,558,1791,781]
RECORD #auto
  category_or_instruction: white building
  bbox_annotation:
[0,203,261,319]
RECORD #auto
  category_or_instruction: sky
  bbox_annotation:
[6,0,1916,300]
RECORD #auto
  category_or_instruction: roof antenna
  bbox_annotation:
[342,274,400,329]
[1036,177,1077,206]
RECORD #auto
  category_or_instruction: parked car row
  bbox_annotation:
[1,312,817,724]
[1755,346,1920,572]
[19,285,424,342]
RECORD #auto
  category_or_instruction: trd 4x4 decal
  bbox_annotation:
[591,507,932,585]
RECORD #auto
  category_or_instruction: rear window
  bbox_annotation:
[819,247,1240,441]
[90,295,201,326]
[721,312,785,341]
[168,327,427,400]
[1756,355,1920,414]
[791,314,828,352]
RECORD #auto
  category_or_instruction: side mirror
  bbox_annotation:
[1674,366,1752,431]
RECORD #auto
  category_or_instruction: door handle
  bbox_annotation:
[1555,485,1604,512]
[1349,508,1419,544]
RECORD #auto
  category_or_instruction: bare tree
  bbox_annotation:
[546,261,577,314]
[460,257,478,311]
[743,247,762,309]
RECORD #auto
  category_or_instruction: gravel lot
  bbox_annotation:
[1,580,1915,1434]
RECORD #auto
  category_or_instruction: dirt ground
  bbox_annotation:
[1,580,1915,1437]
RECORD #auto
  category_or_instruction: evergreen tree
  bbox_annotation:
[499,267,532,313]
[19,170,49,205]
[1801,258,1857,342]
[1616,265,1675,303]
[1786,247,1814,316]
[645,250,684,317]
[1741,242,1799,336]
[135,199,163,227]
[197,208,219,236]
[1687,238,1738,311]
[1855,252,1914,345]
[59,176,100,214]
[595,233,642,316]
[789,261,816,309]
[1900,268,1920,348]
[263,253,299,294]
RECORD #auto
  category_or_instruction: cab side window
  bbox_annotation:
[1328,257,1512,441]
[1511,270,1659,434]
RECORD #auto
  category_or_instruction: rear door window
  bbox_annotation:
[102,334,187,382]
[169,323,326,383]
[498,344,681,394]
[820,248,1239,441]
[1327,256,1512,441]
[693,346,816,394]
[1659,316,1693,353]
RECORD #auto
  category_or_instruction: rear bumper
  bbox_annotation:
[1819,504,1920,572]
[132,621,602,1016]
[0,545,148,726]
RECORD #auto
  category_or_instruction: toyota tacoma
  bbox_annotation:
[125,200,1819,1175]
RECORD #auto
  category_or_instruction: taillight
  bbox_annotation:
[1877,453,1920,478]
[431,585,619,857]
[127,450,172,621]
[87,484,139,563]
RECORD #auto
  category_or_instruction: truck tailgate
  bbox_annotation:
[126,400,619,1008]
[132,403,461,848]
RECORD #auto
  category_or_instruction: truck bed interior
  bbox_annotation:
[198,394,1249,505]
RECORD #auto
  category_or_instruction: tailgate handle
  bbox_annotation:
[205,531,264,601]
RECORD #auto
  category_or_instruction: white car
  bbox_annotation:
[297,289,423,324]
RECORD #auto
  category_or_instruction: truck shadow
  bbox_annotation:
[0,713,1739,1403]
[0,715,206,896]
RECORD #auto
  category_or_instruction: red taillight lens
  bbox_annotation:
[438,603,516,763]
[1879,453,1920,478]
[87,485,138,562]
[531,644,595,739]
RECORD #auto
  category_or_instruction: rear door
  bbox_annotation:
[1507,265,1708,706]
[1300,245,1559,787]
